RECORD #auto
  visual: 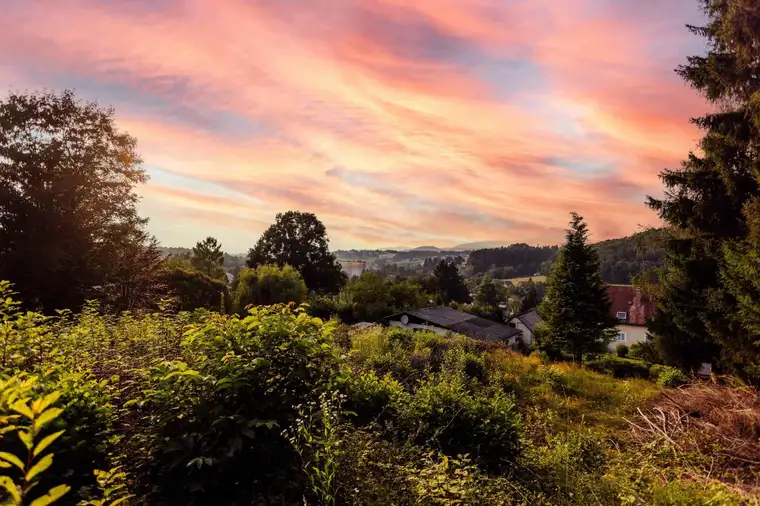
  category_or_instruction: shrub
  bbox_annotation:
[161,267,229,312]
[584,354,650,379]
[305,294,338,320]
[615,343,629,358]
[655,366,689,388]
[629,340,662,363]
[396,379,521,471]
[345,370,404,425]
[232,264,307,311]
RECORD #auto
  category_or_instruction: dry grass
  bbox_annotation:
[628,380,760,496]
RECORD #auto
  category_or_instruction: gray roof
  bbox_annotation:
[513,309,542,333]
[394,306,521,342]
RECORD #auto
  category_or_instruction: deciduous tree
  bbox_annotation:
[247,212,346,293]
[0,89,153,312]
[233,264,308,311]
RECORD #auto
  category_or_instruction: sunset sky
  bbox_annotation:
[1,0,708,251]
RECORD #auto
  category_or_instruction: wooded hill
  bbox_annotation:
[467,228,666,284]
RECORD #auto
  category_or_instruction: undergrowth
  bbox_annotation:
[0,282,755,505]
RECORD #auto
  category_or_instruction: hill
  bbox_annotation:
[468,228,667,284]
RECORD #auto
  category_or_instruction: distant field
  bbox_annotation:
[505,275,547,284]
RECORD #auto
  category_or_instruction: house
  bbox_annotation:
[384,306,521,344]
[507,309,541,345]
[606,285,654,350]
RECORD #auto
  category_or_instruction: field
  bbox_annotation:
[505,275,548,284]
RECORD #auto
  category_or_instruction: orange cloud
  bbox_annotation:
[0,0,706,249]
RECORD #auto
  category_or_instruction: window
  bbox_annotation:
[616,311,627,320]
[616,332,627,342]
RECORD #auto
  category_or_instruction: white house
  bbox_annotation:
[606,285,653,351]
[507,309,541,346]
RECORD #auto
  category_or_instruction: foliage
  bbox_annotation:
[232,264,307,311]
[539,213,618,361]
[247,211,346,294]
[647,0,760,382]
[0,283,753,505]
[338,272,428,323]
[0,375,70,506]
[190,237,225,279]
[467,244,557,277]
[615,343,629,358]
[655,366,689,388]
[584,354,651,379]
[160,267,229,312]
[304,294,338,321]
[474,276,502,308]
[0,89,154,314]
[285,391,344,506]
[628,340,662,363]
[433,259,471,304]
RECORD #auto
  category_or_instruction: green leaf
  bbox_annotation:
[110,496,135,506]
[33,430,65,458]
[25,453,53,482]
[0,451,25,471]
[0,476,21,503]
[31,392,61,416]
[11,400,34,420]
[29,484,70,506]
[18,429,34,451]
[33,407,63,433]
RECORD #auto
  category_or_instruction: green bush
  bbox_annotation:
[655,366,689,388]
[629,340,662,363]
[396,378,521,471]
[304,294,338,320]
[585,354,651,379]
[616,343,629,358]
[345,370,404,425]
[232,264,307,311]
[161,267,229,312]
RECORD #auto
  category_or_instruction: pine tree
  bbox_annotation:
[538,213,617,362]
[520,278,539,312]
[191,237,225,279]
[647,0,760,377]
[433,259,471,304]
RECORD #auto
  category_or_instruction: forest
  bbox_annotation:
[1,0,760,504]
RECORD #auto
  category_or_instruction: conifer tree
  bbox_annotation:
[433,259,471,304]
[647,0,760,377]
[538,213,617,361]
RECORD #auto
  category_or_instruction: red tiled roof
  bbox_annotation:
[606,285,653,326]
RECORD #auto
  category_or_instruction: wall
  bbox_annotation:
[608,324,648,351]
[508,319,533,345]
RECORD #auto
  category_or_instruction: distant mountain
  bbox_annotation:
[450,241,510,251]
[409,246,442,252]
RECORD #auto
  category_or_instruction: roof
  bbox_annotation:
[606,285,654,326]
[510,309,542,333]
[388,306,521,342]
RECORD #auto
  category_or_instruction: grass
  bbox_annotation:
[504,275,548,284]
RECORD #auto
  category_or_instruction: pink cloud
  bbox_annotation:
[0,0,706,249]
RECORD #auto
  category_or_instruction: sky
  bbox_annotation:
[0,0,708,252]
